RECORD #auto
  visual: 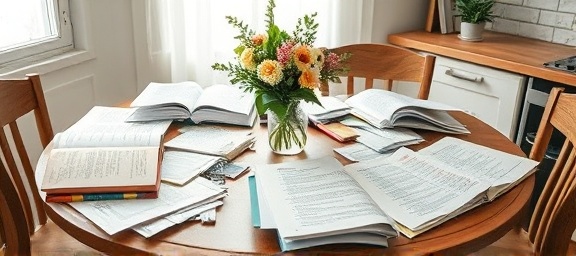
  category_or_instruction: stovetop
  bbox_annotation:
[544,56,576,72]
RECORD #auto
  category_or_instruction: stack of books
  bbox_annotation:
[39,107,228,235]
[41,106,171,202]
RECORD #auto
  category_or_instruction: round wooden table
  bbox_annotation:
[38,111,534,255]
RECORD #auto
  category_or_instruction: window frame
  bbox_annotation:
[0,0,73,67]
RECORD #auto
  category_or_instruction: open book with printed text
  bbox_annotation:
[344,89,470,134]
[127,81,257,127]
[252,157,397,251]
[41,106,171,197]
[251,136,538,251]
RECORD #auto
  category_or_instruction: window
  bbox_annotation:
[0,0,73,67]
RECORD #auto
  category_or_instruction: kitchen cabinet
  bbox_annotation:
[428,56,526,140]
[387,31,576,140]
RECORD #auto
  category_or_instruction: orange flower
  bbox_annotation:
[299,68,319,89]
[240,48,256,71]
[251,34,267,46]
[258,60,283,85]
[293,45,312,71]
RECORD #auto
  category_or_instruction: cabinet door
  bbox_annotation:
[429,56,526,140]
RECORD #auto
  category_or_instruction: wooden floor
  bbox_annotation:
[469,236,576,255]
[1,219,104,256]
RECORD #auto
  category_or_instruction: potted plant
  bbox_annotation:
[455,0,495,41]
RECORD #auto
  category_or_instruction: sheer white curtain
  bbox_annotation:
[143,0,373,87]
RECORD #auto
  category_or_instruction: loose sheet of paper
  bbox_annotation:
[68,177,226,235]
[133,200,224,238]
[165,125,255,159]
[340,116,424,152]
[333,143,391,162]
[301,96,350,123]
[161,151,223,185]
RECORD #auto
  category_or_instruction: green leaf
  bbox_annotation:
[234,44,245,56]
[254,93,267,115]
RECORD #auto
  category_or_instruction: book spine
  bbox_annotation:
[315,123,346,142]
[46,192,158,203]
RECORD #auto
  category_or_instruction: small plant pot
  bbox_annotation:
[459,22,485,41]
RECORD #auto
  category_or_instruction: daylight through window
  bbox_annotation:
[0,0,73,66]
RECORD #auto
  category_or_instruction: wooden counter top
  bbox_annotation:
[388,30,576,86]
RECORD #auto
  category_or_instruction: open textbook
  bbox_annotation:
[41,106,171,196]
[252,157,397,252]
[252,137,538,251]
[344,89,469,134]
[127,81,258,127]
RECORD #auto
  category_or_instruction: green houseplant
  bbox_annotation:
[455,0,495,41]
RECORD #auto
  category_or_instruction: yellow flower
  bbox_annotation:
[311,47,324,69]
[299,68,319,89]
[293,45,312,71]
[258,60,283,85]
[240,48,256,71]
[251,34,267,46]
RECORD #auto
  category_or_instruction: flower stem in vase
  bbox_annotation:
[267,101,308,155]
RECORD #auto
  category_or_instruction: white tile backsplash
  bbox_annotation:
[539,11,575,29]
[524,0,559,10]
[492,0,576,46]
[492,18,520,34]
[501,5,541,23]
[560,0,576,11]
[519,22,554,40]
[552,28,576,44]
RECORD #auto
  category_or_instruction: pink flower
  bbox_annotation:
[324,52,341,70]
[276,42,294,66]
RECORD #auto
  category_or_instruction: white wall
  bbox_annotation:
[5,0,140,168]
[328,0,430,96]
[372,0,429,43]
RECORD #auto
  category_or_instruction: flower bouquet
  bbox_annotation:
[212,0,350,155]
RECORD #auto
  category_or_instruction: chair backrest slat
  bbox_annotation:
[0,74,53,255]
[527,87,576,255]
[323,43,434,99]
[0,162,31,256]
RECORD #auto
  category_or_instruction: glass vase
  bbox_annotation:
[267,101,308,155]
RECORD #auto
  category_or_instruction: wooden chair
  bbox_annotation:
[0,74,102,256]
[471,87,576,256]
[319,43,435,99]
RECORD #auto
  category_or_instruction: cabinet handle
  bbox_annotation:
[445,69,483,83]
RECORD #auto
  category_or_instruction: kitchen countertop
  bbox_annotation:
[388,30,576,86]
